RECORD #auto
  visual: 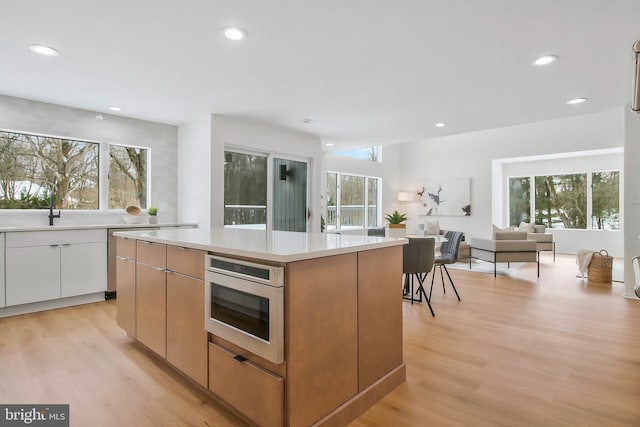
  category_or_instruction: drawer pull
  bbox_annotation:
[233,355,248,363]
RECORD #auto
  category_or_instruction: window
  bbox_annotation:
[223,151,267,228]
[335,146,381,162]
[0,130,99,209]
[509,177,530,225]
[109,145,148,209]
[326,172,381,230]
[0,129,150,210]
[591,171,620,230]
[535,174,587,229]
[508,171,619,230]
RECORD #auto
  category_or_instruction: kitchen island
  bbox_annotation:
[113,227,407,427]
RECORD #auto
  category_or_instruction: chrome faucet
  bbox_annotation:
[48,190,61,226]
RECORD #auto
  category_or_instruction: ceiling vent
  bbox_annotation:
[633,40,640,112]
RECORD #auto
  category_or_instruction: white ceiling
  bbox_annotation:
[1,1,639,150]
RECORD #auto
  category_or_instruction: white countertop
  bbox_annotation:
[0,223,196,233]
[114,228,408,263]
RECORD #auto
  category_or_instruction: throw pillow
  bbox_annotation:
[425,220,440,235]
[492,224,514,232]
[517,221,535,233]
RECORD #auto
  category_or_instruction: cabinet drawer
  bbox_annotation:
[6,229,107,248]
[116,237,136,259]
[209,343,283,427]
[167,245,205,280]
[136,240,166,268]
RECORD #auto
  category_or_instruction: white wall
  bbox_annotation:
[184,115,324,232]
[0,94,178,226]
[177,116,212,228]
[383,109,624,253]
[624,107,640,298]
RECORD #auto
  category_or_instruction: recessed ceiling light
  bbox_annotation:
[435,122,446,127]
[566,98,587,105]
[224,27,246,41]
[325,143,334,147]
[301,118,313,124]
[29,44,59,56]
[533,55,558,66]
[108,106,122,112]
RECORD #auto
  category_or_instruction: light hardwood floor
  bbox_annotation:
[0,253,638,426]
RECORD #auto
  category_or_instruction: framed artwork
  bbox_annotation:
[417,178,471,216]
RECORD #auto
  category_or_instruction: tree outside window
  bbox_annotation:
[591,171,619,230]
[109,145,147,209]
[0,131,99,209]
[509,177,530,226]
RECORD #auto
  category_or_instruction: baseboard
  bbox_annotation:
[623,291,640,300]
[313,363,406,427]
[0,292,106,318]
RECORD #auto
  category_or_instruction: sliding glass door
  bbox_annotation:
[224,150,308,232]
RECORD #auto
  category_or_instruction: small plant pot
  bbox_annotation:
[386,223,406,237]
[149,216,158,224]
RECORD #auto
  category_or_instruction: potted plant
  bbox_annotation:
[148,206,158,224]
[385,210,407,237]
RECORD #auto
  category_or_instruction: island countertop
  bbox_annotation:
[113,227,407,263]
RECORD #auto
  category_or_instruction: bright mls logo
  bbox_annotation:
[0,405,68,426]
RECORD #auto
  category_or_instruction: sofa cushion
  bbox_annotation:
[493,231,528,240]
[517,221,536,233]
[425,220,440,235]
[534,224,546,233]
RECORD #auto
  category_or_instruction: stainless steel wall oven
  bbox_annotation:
[204,255,284,364]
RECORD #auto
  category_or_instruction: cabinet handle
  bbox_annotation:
[233,355,248,363]
[50,244,59,248]
[62,243,71,246]
[153,266,165,272]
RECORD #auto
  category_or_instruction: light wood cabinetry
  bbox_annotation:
[286,253,359,427]
[209,343,284,427]
[166,247,207,387]
[116,238,137,337]
[357,247,403,390]
[135,241,167,357]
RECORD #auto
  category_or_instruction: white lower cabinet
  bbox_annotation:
[0,233,5,308]
[5,229,107,307]
[61,242,108,297]
[6,245,61,306]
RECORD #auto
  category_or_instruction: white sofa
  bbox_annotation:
[527,225,555,260]
[470,231,539,277]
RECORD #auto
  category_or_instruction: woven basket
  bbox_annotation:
[588,249,613,283]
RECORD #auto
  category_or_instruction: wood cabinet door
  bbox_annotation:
[6,245,60,306]
[358,246,403,390]
[136,262,166,357]
[166,246,205,280]
[136,240,166,268]
[166,272,208,387]
[60,242,108,297]
[209,343,284,427]
[116,256,136,337]
[286,253,358,427]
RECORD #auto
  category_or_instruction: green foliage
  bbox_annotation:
[385,210,407,224]
[148,206,158,216]
[509,177,530,226]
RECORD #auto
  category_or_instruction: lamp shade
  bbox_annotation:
[397,191,415,202]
